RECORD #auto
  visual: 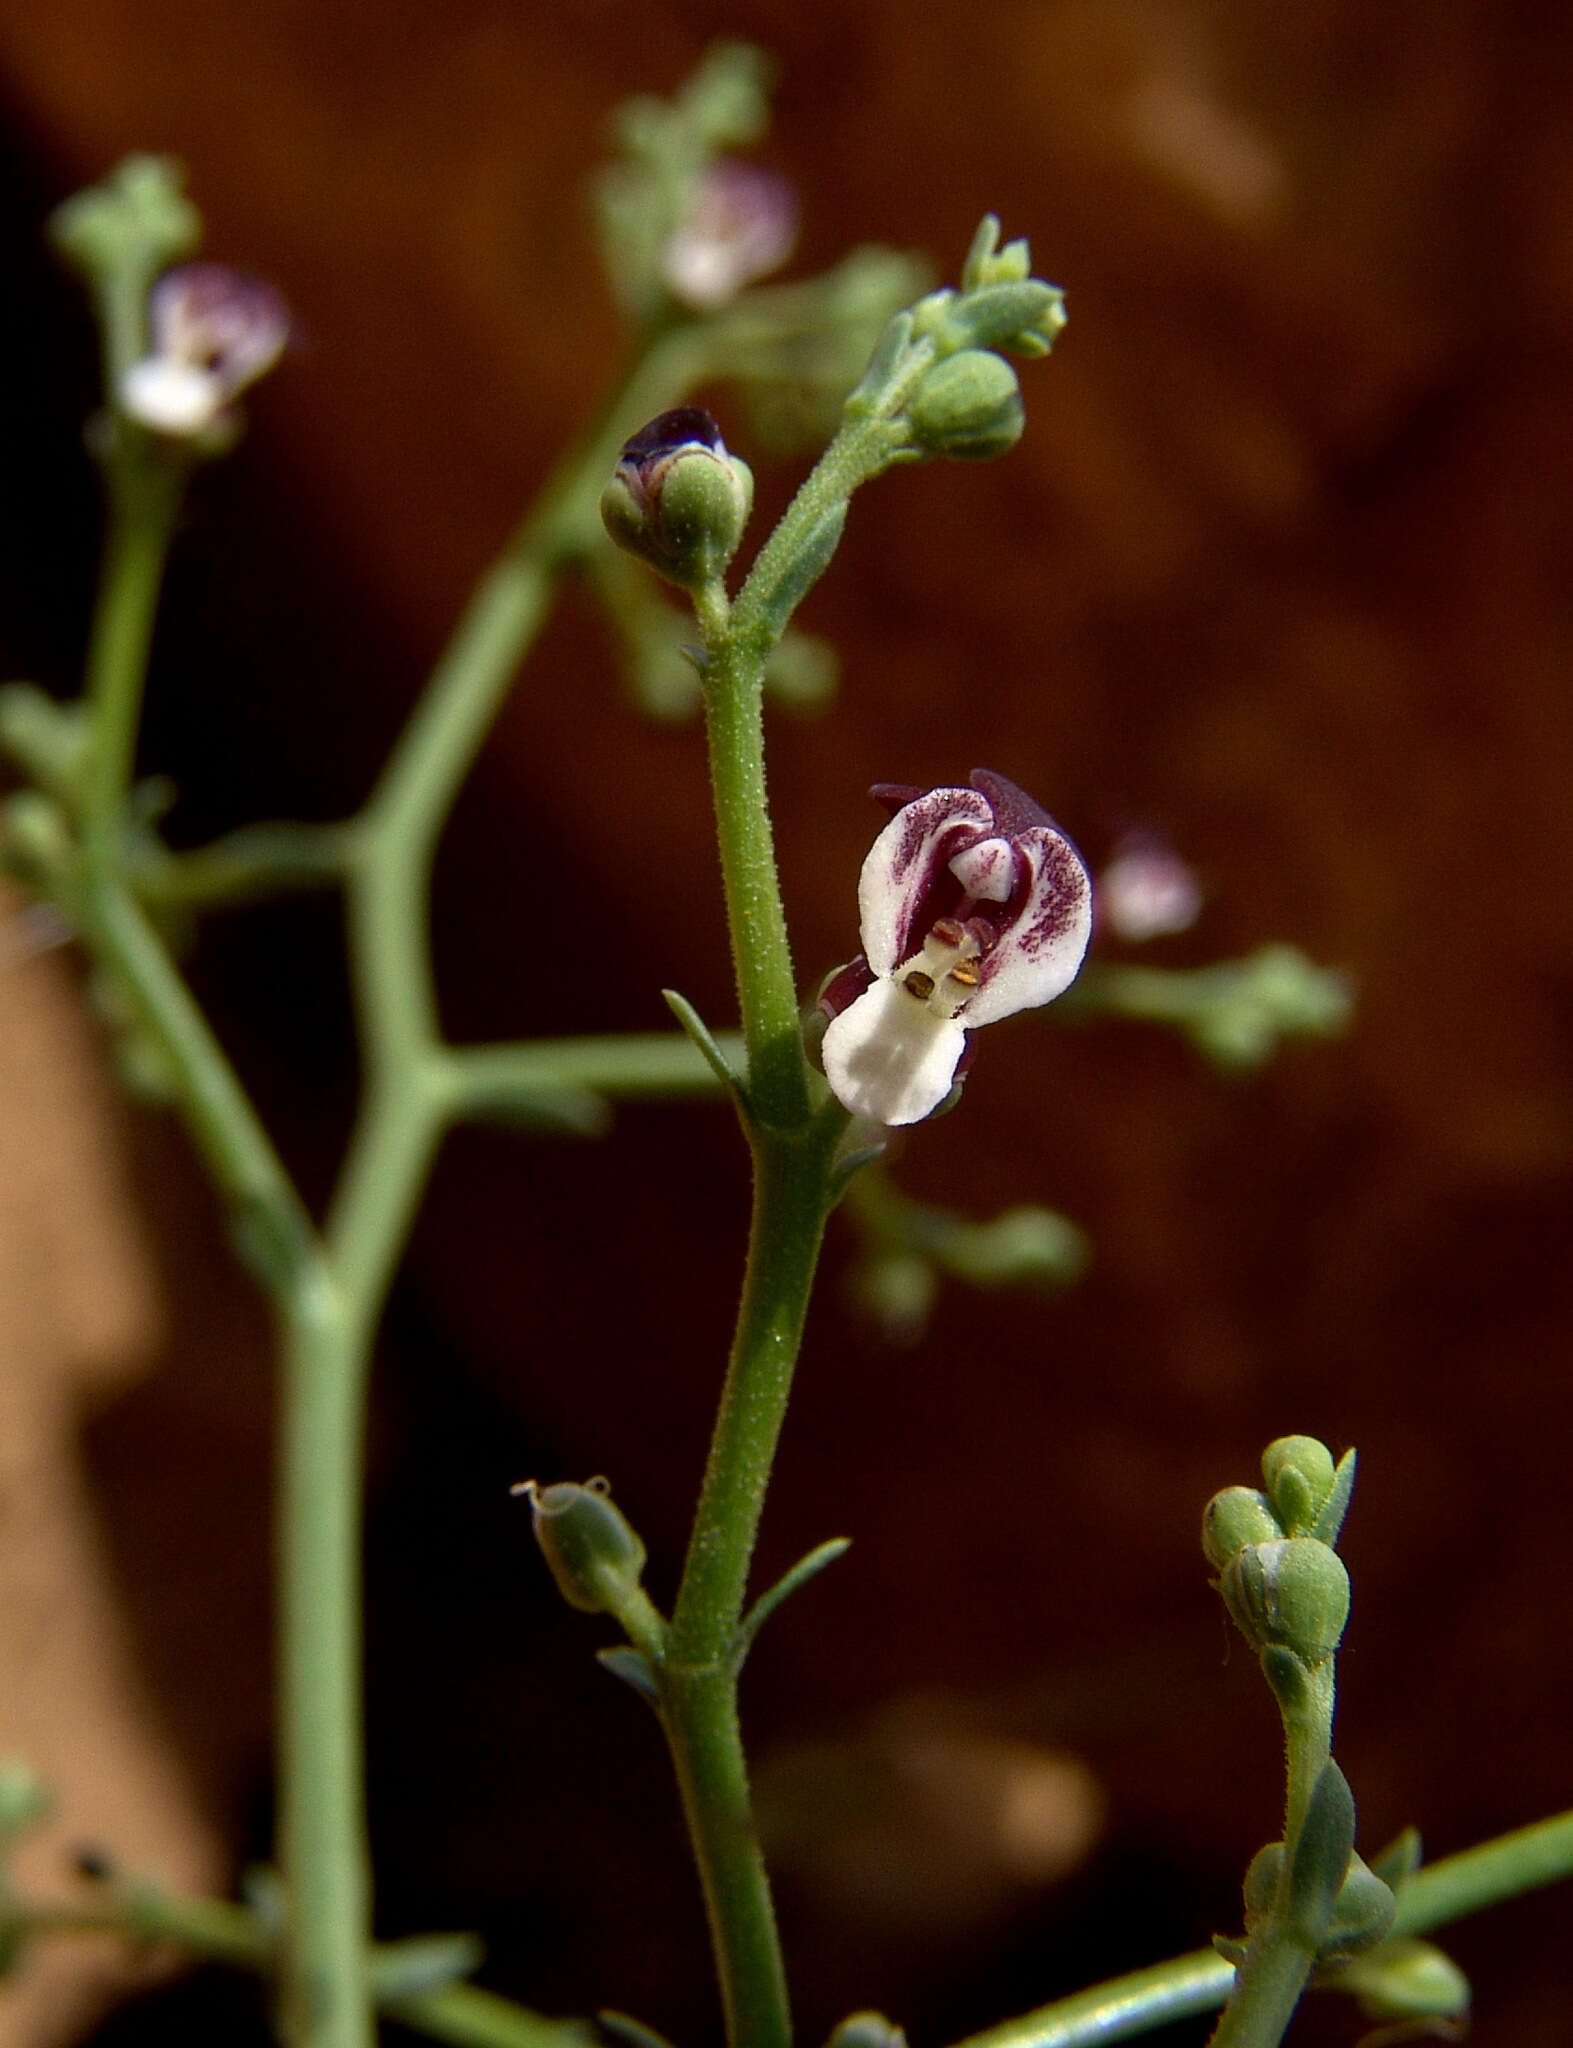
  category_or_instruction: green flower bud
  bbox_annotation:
[2,790,74,885]
[1202,1485,1281,1572]
[1220,1537,1350,1667]
[1261,1436,1336,1535]
[906,350,1024,461]
[519,1477,648,1617]
[601,407,752,590]
[50,155,200,289]
[1319,1851,1396,1960]
[1342,1938,1471,2023]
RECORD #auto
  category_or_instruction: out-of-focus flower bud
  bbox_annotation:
[1342,1938,1471,2025]
[1220,1537,1350,1668]
[601,408,753,590]
[1097,832,1202,943]
[517,1477,648,1618]
[1201,1485,1281,1572]
[906,349,1023,461]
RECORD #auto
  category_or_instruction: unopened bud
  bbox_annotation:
[1261,1436,1336,1535]
[825,2015,907,2048]
[1320,1852,1397,1960]
[1202,1485,1281,1572]
[518,1477,648,1617]
[601,407,753,589]
[1343,1938,1471,2024]
[907,349,1024,461]
[1220,1537,1350,1668]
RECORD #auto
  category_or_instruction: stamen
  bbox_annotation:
[903,970,936,1000]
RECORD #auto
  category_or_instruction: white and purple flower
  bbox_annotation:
[661,160,799,311]
[119,263,289,439]
[819,770,1093,1126]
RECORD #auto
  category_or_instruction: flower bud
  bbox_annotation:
[1319,1852,1397,1960]
[825,2015,907,2048]
[1220,1537,1350,1668]
[1201,1485,1281,1572]
[1261,1436,1336,1535]
[1342,1938,1471,2024]
[519,1477,648,1617]
[601,407,753,589]
[907,350,1024,461]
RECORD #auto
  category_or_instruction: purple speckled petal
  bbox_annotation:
[963,824,1093,1026]
[856,785,992,975]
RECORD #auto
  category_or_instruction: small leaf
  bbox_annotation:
[1287,1761,1357,1947]
[599,2011,681,2048]
[751,503,848,647]
[738,1538,851,1659]
[597,1646,660,1704]
[662,988,747,1103]
[372,1932,485,2001]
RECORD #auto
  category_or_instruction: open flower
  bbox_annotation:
[819,770,1092,1126]
[661,161,798,311]
[119,263,289,439]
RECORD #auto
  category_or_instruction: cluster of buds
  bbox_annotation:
[817,770,1092,1126]
[1203,1436,1355,1672]
[119,263,289,442]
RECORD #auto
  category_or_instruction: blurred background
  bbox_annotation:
[1,0,1571,2043]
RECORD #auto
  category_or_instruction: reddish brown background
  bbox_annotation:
[1,0,1571,2044]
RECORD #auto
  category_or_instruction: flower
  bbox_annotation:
[661,160,798,311]
[1096,831,1202,943]
[600,406,753,589]
[819,770,1093,1126]
[119,263,289,438]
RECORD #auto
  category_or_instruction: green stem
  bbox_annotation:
[79,451,184,875]
[276,1277,374,2048]
[691,581,807,1127]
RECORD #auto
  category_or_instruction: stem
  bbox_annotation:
[276,1276,374,2048]
[692,582,808,1128]
[79,448,184,874]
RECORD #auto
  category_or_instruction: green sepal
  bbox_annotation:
[662,987,748,1106]
[1310,1449,1357,1550]
[843,311,915,421]
[750,502,848,648]
[1259,1643,1314,1718]
[597,1646,661,1705]
[1261,1436,1337,1536]
[371,1932,485,2001]
[1286,1760,1357,1948]
[737,1538,851,1661]
[598,2011,682,2048]
[1369,1824,1423,1890]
